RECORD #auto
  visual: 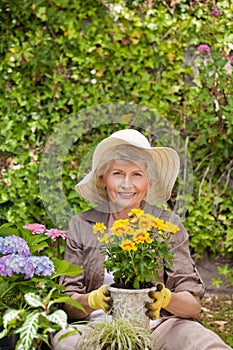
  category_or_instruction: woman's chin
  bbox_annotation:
[110,197,138,211]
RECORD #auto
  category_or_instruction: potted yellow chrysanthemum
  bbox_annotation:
[93,208,179,326]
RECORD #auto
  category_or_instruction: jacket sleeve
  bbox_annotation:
[60,214,105,296]
[164,217,205,298]
[59,215,87,295]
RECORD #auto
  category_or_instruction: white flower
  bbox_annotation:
[90,69,96,75]
[91,79,97,84]
[113,5,123,13]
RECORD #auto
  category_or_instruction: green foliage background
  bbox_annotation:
[0,0,232,261]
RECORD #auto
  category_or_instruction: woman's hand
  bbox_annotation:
[88,285,113,313]
[145,283,171,320]
[64,285,113,320]
[145,283,201,320]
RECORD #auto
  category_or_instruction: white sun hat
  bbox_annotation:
[75,129,180,205]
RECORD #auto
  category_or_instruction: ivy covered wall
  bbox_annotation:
[0,0,232,260]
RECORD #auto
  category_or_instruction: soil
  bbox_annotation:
[200,297,233,347]
[112,281,155,289]
[191,256,233,347]
[195,255,233,297]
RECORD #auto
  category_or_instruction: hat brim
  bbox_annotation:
[75,137,180,205]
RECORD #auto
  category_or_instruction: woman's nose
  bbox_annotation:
[119,177,132,188]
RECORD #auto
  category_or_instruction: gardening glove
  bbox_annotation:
[88,285,113,313]
[145,283,171,320]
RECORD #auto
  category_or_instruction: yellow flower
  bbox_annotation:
[93,222,106,234]
[145,234,153,244]
[96,71,103,77]
[134,230,152,244]
[92,208,177,288]
[153,218,168,232]
[165,222,180,234]
[138,213,154,230]
[111,219,131,236]
[129,208,144,218]
[112,219,129,227]
[128,208,144,224]
[120,239,137,251]
[98,234,109,244]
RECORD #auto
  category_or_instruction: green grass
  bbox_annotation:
[200,296,233,347]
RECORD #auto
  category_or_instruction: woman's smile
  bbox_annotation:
[117,191,136,199]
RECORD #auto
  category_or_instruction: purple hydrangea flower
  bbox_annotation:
[230,56,233,65]
[197,44,211,54]
[0,255,15,277]
[31,256,55,276]
[0,254,34,278]
[210,8,221,16]
[0,254,55,279]
[0,236,31,256]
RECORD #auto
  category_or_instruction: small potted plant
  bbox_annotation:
[92,208,179,326]
[81,315,152,350]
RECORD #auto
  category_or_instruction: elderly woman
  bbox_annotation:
[54,129,232,350]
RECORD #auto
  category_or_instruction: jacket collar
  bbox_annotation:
[83,201,155,226]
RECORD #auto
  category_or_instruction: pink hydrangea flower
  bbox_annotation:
[45,228,67,241]
[197,44,210,54]
[23,223,46,234]
[210,8,221,16]
[229,56,233,65]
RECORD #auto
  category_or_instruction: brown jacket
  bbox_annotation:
[60,202,205,319]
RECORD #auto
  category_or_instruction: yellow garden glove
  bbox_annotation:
[88,285,113,313]
[145,283,171,320]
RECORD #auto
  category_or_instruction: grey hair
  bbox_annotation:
[94,144,157,197]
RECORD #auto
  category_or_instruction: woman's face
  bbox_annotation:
[102,160,149,210]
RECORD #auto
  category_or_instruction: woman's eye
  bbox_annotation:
[134,172,142,176]
[113,171,122,175]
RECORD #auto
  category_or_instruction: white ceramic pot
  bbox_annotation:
[108,285,157,328]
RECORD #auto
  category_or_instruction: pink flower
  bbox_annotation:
[23,223,46,234]
[45,228,67,241]
[210,8,221,16]
[230,56,233,65]
[197,44,210,54]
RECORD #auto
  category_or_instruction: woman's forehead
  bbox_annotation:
[108,159,146,170]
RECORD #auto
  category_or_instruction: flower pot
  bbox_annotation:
[108,285,157,328]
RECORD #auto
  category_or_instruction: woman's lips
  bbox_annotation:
[117,192,135,198]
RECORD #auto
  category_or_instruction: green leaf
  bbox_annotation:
[52,259,84,278]
[3,309,22,328]
[0,223,20,236]
[48,295,85,312]
[226,229,233,244]
[212,278,222,288]
[16,312,40,350]
[0,328,8,339]
[218,264,230,276]
[57,329,80,342]
[44,309,68,330]
[24,293,44,308]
